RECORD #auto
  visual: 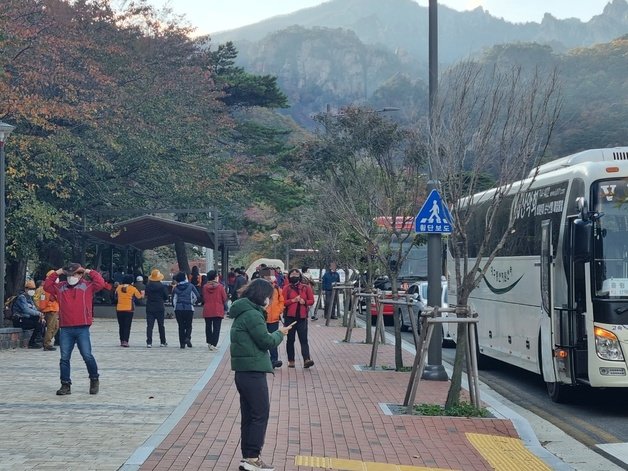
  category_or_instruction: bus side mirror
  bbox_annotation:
[573,219,592,263]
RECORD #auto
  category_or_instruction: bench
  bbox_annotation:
[0,327,33,350]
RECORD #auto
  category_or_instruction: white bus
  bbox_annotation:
[450,147,628,402]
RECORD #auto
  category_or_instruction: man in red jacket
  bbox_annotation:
[44,263,106,396]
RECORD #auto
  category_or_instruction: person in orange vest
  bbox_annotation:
[35,271,60,351]
[260,268,285,368]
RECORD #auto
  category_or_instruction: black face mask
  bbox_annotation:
[289,277,300,284]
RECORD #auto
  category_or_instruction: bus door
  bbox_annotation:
[540,220,560,383]
[550,216,585,386]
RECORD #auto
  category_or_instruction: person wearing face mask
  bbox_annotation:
[34,272,60,351]
[282,269,315,368]
[44,263,106,396]
[229,279,294,471]
[12,279,45,349]
[260,268,284,368]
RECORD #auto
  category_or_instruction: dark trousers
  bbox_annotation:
[146,311,166,345]
[204,317,222,346]
[324,290,340,318]
[284,317,310,361]
[235,371,269,459]
[267,321,279,363]
[175,310,194,347]
[116,311,134,342]
[13,316,43,347]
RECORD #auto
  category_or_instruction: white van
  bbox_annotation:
[245,258,285,279]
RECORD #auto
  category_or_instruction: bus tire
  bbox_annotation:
[538,338,571,403]
[545,380,571,403]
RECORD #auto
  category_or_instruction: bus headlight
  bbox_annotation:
[594,327,625,361]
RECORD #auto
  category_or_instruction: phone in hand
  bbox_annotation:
[288,321,297,328]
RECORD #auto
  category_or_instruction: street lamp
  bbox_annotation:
[422,0,448,381]
[270,233,280,259]
[0,120,15,321]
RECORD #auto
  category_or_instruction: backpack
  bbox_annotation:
[3,295,17,320]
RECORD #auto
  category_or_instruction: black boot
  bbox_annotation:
[89,378,99,395]
[56,382,71,396]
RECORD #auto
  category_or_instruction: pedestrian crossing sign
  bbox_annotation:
[415,189,453,234]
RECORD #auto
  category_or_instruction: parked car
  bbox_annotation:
[399,279,455,346]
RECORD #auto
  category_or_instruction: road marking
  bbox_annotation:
[294,455,455,470]
[466,433,552,470]
[596,442,628,467]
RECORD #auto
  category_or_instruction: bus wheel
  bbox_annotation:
[545,380,571,403]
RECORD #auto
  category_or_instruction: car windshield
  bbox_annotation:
[592,178,628,299]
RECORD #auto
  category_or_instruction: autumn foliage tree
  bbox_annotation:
[0,0,293,292]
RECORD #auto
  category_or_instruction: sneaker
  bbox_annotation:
[288,361,295,368]
[43,346,56,351]
[311,316,318,321]
[121,341,129,348]
[239,457,275,471]
[146,344,152,348]
[186,339,193,348]
[304,359,314,368]
[160,342,168,347]
[272,360,283,368]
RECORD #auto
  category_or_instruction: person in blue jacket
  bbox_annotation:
[12,279,44,348]
[321,262,341,319]
[172,271,199,348]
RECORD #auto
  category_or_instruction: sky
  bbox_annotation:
[137,0,614,36]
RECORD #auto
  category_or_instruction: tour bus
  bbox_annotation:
[449,147,628,402]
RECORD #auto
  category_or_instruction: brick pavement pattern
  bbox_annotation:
[140,320,518,471]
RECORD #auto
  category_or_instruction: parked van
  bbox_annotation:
[245,258,285,279]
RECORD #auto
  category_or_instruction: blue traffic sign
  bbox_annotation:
[415,189,453,234]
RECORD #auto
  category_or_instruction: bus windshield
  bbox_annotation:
[592,178,628,299]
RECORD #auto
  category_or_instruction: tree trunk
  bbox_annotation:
[390,273,404,370]
[6,259,27,297]
[445,290,470,409]
[174,238,190,274]
[445,322,467,409]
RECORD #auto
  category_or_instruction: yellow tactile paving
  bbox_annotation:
[294,455,455,470]
[466,433,552,470]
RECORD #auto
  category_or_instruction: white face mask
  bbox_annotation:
[67,276,80,286]
[263,297,270,307]
[270,276,276,282]
[27,290,35,296]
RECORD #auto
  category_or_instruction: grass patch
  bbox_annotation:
[413,401,489,418]
[379,365,413,372]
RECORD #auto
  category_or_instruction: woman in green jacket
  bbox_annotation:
[230,279,293,471]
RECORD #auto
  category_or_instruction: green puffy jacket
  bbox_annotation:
[230,298,284,373]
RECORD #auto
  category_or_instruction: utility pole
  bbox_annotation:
[423,0,448,381]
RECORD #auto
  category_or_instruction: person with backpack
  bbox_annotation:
[44,263,106,396]
[172,271,199,348]
[12,279,44,349]
[282,269,315,369]
[34,271,60,351]
[145,269,169,348]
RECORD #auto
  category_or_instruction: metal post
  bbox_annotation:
[422,0,448,381]
[0,121,15,324]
